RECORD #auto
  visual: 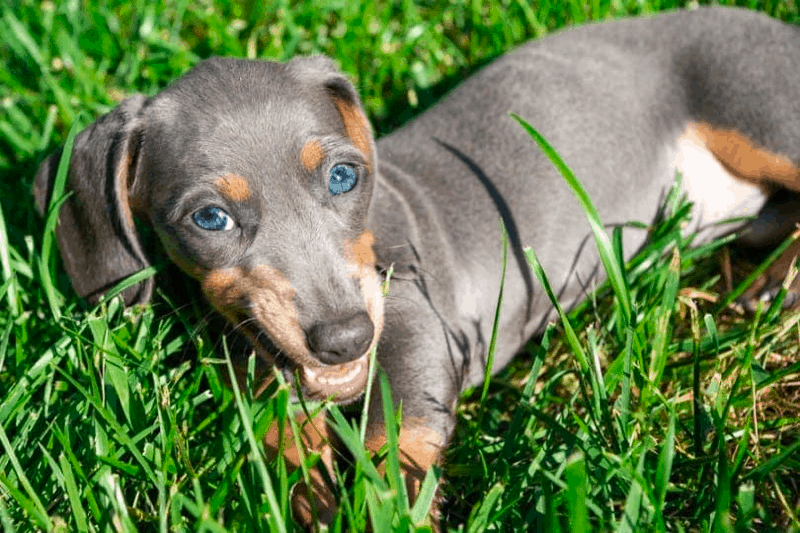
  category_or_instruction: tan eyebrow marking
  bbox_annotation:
[300,139,326,171]
[331,98,372,170]
[214,173,252,201]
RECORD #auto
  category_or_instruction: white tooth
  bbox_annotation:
[328,374,346,385]
[305,360,365,388]
[330,362,362,385]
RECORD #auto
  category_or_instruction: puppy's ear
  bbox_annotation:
[289,56,375,167]
[34,95,154,306]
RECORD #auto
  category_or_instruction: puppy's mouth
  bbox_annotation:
[300,353,370,402]
[241,322,371,404]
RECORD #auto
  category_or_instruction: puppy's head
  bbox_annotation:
[35,56,383,403]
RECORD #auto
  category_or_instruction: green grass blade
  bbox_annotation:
[328,406,386,489]
[360,266,393,444]
[97,469,137,533]
[654,410,676,514]
[55,367,157,484]
[410,466,439,524]
[39,114,85,320]
[379,372,409,513]
[526,246,610,439]
[1,6,46,71]
[96,265,161,306]
[467,482,504,533]
[0,471,43,531]
[648,248,681,389]
[742,437,800,481]
[712,433,733,533]
[481,219,508,403]
[0,423,52,529]
[0,202,18,316]
[564,453,589,533]
[617,448,647,533]
[525,246,589,372]
[718,227,800,311]
[735,482,755,531]
[87,314,132,426]
[616,327,633,446]
[37,105,59,153]
[223,340,285,533]
[0,496,14,533]
[511,113,632,327]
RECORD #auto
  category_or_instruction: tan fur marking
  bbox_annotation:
[300,139,326,171]
[694,123,800,190]
[117,151,135,229]
[201,268,242,305]
[201,266,309,362]
[214,173,252,201]
[264,412,336,525]
[343,230,384,341]
[332,98,372,169]
[248,264,309,360]
[366,417,445,503]
[344,230,376,271]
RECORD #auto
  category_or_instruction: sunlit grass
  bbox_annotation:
[1,1,798,531]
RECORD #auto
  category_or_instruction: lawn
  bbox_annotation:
[1,0,799,531]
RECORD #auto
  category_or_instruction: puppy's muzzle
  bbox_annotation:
[201,259,383,403]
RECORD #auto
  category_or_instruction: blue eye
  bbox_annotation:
[329,164,357,195]
[192,206,235,231]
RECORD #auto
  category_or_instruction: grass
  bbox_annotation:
[1,0,800,531]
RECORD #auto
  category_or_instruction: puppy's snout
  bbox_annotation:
[306,311,374,365]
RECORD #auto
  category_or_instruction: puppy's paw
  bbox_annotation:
[740,284,800,312]
[739,259,800,313]
[290,473,337,530]
[264,412,338,529]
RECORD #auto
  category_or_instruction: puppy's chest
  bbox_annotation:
[670,125,769,240]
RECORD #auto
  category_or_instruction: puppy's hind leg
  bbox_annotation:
[737,190,800,311]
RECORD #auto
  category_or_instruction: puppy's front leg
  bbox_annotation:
[264,411,337,527]
[364,295,463,527]
[266,411,445,530]
[365,418,446,512]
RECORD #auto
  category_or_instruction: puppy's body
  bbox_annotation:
[35,6,800,524]
[372,6,800,439]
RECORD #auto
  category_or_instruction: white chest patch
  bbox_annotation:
[672,126,768,231]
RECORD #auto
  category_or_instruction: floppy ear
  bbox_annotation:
[289,56,376,168]
[34,95,154,306]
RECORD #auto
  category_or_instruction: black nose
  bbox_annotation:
[306,311,375,365]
